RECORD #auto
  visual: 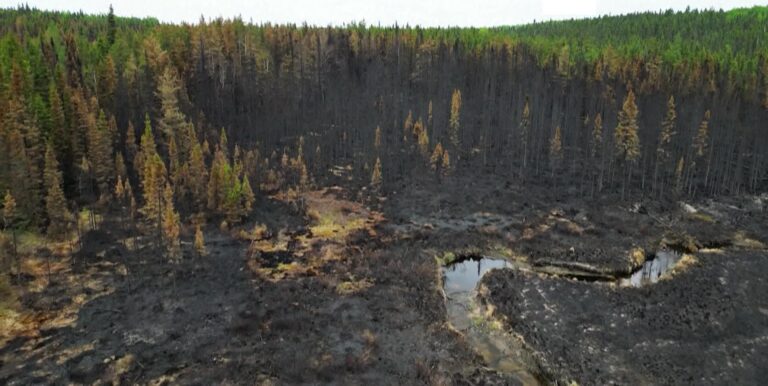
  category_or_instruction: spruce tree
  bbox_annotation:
[374,126,382,151]
[161,183,181,261]
[449,89,461,149]
[2,191,16,231]
[654,96,677,195]
[194,225,206,256]
[615,90,641,163]
[207,149,227,212]
[689,110,711,195]
[591,113,605,193]
[241,175,255,214]
[430,142,444,172]
[403,110,413,143]
[115,153,127,181]
[125,120,137,169]
[157,67,189,156]
[6,129,40,224]
[614,89,641,199]
[371,157,383,191]
[88,110,114,199]
[141,154,167,222]
[415,118,429,158]
[5,95,43,224]
[2,191,17,264]
[136,114,157,182]
[48,83,68,162]
[44,143,72,239]
[441,150,451,178]
[549,125,563,177]
[590,113,603,158]
[519,98,531,175]
[186,142,208,212]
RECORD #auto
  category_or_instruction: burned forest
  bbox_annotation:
[1,4,767,385]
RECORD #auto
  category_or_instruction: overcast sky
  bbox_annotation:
[2,0,763,26]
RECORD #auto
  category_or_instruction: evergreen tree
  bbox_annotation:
[207,149,227,212]
[689,110,711,195]
[614,89,641,198]
[2,191,17,263]
[591,113,605,193]
[168,136,183,191]
[371,157,382,190]
[107,4,117,46]
[136,114,157,182]
[44,143,72,238]
[241,175,255,214]
[48,83,68,162]
[590,113,603,158]
[98,56,117,110]
[78,155,94,201]
[675,156,685,194]
[125,120,137,169]
[194,225,206,256]
[115,174,125,201]
[549,125,563,171]
[161,183,181,261]
[6,129,40,224]
[403,110,413,143]
[654,96,677,195]
[614,90,641,163]
[4,94,43,224]
[186,142,209,212]
[157,67,189,156]
[693,110,711,158]
[374,125,382,151]
[415,118,429,157]
[141,154,167,222]
[430,142,444,172]
[88,110,115,198]
[428,100,434,130]
[2,191,16,231]
[219,128,229,158]
[115,153,127,181]
[441,149,451,178]
[449,89,461,148]
[519,98,531,174]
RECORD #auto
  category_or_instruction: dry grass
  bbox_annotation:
[686,211,715,223]
[253,188,384,281]
[629,247,646,267]
[335,278,374,295]
[732,231,766,249]
[665,253,699,279]
[0,275,20,343]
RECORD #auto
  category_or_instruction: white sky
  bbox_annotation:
[2,0,763,26]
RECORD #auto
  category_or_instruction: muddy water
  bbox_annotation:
[621,251,683,287]
[442,257,540,385]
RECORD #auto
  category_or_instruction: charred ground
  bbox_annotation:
[1,169,767,384]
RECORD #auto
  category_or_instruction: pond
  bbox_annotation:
[621,250,683,287]
[442,256,540,385]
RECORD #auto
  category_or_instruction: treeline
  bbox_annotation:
[0,5,767,236]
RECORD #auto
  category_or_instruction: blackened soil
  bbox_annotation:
[2,169,767,385]
[385,170,768,385]
[0,196,486,385]
[481,249,768,384]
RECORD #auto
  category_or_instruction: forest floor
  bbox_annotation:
[1,168,767,385]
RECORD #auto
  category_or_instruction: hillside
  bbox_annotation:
[1,5,767,385]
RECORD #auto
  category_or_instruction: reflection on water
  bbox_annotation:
[622,250,682,287]
[442,257,540,385]
[444,257,511,295]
